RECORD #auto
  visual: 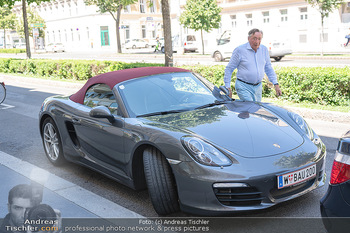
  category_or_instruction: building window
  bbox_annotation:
[47,31,50,43]
[124,5,131,13]
[86,27,89,39]
[280,9,288,22]
[71,29,74,41]
[140,0,146,13]
[58,30,61,42]
[125,26,130,40]
[246,13,252,26]
[75,2,78,15]
[299,34,307,43]
[64,29,67,42]
[100,26,110,46]
[149,0,156,13]
[77,28,80,41]
[300,7,308,20]
[262,11,269,23]
[52,31,55,42]
[230,15,237,28]
[141,25,146,38]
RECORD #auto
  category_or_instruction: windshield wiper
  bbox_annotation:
[195,100,231,110]
[137,109,188,118]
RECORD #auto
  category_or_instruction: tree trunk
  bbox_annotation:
[116,4,122,53]
[320,14,324,56]
[22,0,31,59]
[201,29,204,55]
[161,0,173,67]
[3,29,5,48]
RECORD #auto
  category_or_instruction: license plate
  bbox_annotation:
[277,164,316,189]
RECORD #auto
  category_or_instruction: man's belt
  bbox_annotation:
[237,78,261,86]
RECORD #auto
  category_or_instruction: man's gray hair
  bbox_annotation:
[248,28,263,37]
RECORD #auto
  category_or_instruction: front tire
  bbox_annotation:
[143,147,179,215]
[42,117,65,166]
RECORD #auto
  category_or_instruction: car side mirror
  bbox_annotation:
[89,106,115,123]
[219,86,230,96]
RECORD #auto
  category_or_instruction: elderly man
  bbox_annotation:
[224,28,282,101]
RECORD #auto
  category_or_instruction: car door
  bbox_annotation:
[72,83,127,175]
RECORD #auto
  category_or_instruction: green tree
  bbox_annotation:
[161,0,173,67]
[0,5,17,48]
[0,0,51,58]
[306,0,344,56]
[16,7,46,38]
[84,0,137,54]
[180,0,221,55]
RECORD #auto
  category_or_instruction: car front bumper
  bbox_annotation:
[171,150,326,216]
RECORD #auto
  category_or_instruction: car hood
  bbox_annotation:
[142,101,304,158]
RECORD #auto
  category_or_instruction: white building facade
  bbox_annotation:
[28,0,167,52]
[9,0,350,53]
[214,0,350,53]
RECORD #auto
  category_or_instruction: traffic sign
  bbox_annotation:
[31,23,44,28]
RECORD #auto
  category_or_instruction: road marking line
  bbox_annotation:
[0,103,15,109]
[0,150,144,218]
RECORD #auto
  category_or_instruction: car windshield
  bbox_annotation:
[118,72,227,117]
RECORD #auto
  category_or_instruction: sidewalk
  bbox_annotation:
[0,150,143,219]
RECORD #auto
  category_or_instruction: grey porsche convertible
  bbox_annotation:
[39,67,326,215]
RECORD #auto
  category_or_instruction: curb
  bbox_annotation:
[284,106,350,125]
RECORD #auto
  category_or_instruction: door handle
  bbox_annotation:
[72,118,81,125]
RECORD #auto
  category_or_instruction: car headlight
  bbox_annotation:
[181,136,232,167]
[288,112,314,140]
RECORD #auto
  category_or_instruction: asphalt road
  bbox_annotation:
[0,75,348,222]
[1,49,350,67]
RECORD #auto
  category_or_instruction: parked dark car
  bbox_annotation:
[39,67,326,215]
[320,130,350,233]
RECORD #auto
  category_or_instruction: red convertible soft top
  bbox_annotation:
[70,66,190,104]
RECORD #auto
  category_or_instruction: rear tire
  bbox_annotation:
[41,117,65,166]
[143,147,179,215]
[274,56,283,61]
[214,51,223,62]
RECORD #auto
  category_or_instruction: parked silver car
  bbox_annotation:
[124,39,149,49]
[45,43,65,52]
[211,30,292,62]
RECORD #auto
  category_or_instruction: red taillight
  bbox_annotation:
[330,153,350,184]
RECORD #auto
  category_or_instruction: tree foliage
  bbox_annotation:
[180,0,221,54]
[0,6,16,31]
[0,0,51,58]
[0,5,17,47]
[306,0,344,55]
[84,0,137,53]
[15,6,46,38]
[306,0,344,19]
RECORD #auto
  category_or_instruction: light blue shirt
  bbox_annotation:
[224,42,278,87]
